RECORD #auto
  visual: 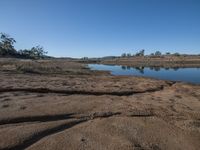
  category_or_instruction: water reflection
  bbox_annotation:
[121,66,145,74]
[172,67,179,71]
[121,66,126,70]
[135,67,144,74]
[121,66,182,73]
[89,64,200,84]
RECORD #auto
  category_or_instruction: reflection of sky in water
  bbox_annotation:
[89,64,200,84]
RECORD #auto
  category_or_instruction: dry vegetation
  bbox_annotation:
[0,58,94,75]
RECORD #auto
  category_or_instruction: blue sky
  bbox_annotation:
[0,0,200,57]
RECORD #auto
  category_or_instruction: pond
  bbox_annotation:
[88,64,200,84]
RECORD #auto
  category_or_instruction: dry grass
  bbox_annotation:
[16,61,62,74]
[0,58,90,75]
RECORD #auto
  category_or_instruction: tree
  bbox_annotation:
[173,52,180,56]
[18,46,47,59]
[0,32,48,59]
[18,49,33,58]
[127,53,131,57]
[140,49,145,56]
[155,51,162,56]
[150,53,154,56]
[166,52,170,55]
[30,45,47,58]
[121,53,127,57]
[136,49,145,56]
[0,33,17,56]
[82,57,88,60]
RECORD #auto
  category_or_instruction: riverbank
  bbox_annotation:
[0,58,200,150]
[99,55,200,68]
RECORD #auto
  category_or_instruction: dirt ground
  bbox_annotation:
[0,59,200,150]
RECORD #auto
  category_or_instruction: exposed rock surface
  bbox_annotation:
[0,60,199,150]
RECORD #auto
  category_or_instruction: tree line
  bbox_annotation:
[0,33,47,59]
[121,49,181,57]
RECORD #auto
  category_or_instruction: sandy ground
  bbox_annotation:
[0,59,200,150]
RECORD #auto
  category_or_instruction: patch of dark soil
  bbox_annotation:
[1,104,9,108]
[0,113,75,125]
[4,119,86,150]
[190,120,200,128]
[19,106,26,110]
[0,85,166,96]
[2,98,11,102]
[127,109,154,117]
[88,111,121,120]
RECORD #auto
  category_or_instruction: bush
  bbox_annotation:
[0,33,17,56]
[121,53,127,57]
[150,53,154,56]
[173,52,180,56]
[155,51,162,56]
[127,53,131,57]
[16,61,61,74]
[19,46,47,59]
[136,49,145,56]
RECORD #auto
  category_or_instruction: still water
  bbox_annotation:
[89,64,200,84]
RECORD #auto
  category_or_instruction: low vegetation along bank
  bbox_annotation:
[99,55,200,68]
[79,50,200,68]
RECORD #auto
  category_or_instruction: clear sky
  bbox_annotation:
[0,0,200,58]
